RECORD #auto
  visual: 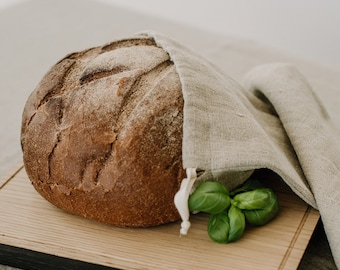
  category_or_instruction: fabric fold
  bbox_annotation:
[142,31,340,268]
[243,63,340,268]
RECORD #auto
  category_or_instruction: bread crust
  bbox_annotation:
[21,37,185,227]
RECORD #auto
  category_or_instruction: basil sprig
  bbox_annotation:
[188,178,279,244]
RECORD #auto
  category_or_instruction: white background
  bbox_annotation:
[1,0,340,70]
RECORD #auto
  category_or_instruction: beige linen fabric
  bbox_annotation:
[145,32,340,268]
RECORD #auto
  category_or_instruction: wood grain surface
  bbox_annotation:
[0,164,319,270]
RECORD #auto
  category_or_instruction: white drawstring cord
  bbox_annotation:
[174,168,197,236]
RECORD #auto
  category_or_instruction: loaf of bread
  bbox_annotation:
[21,36,186,227]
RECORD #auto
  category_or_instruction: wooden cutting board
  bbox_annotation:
[0,163,319,270]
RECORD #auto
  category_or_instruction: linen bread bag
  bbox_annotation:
[21,32,340,267]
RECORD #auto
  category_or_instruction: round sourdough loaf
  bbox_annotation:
[20,36,186,227]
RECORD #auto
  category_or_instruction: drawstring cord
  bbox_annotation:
[174,168,197,236]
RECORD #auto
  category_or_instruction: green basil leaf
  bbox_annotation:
[189,181,231,214]
[208,212,230,243]
[227,205,246,242]
[194,181,229,195]
[243,190,279,226]
[232,188,273,210]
